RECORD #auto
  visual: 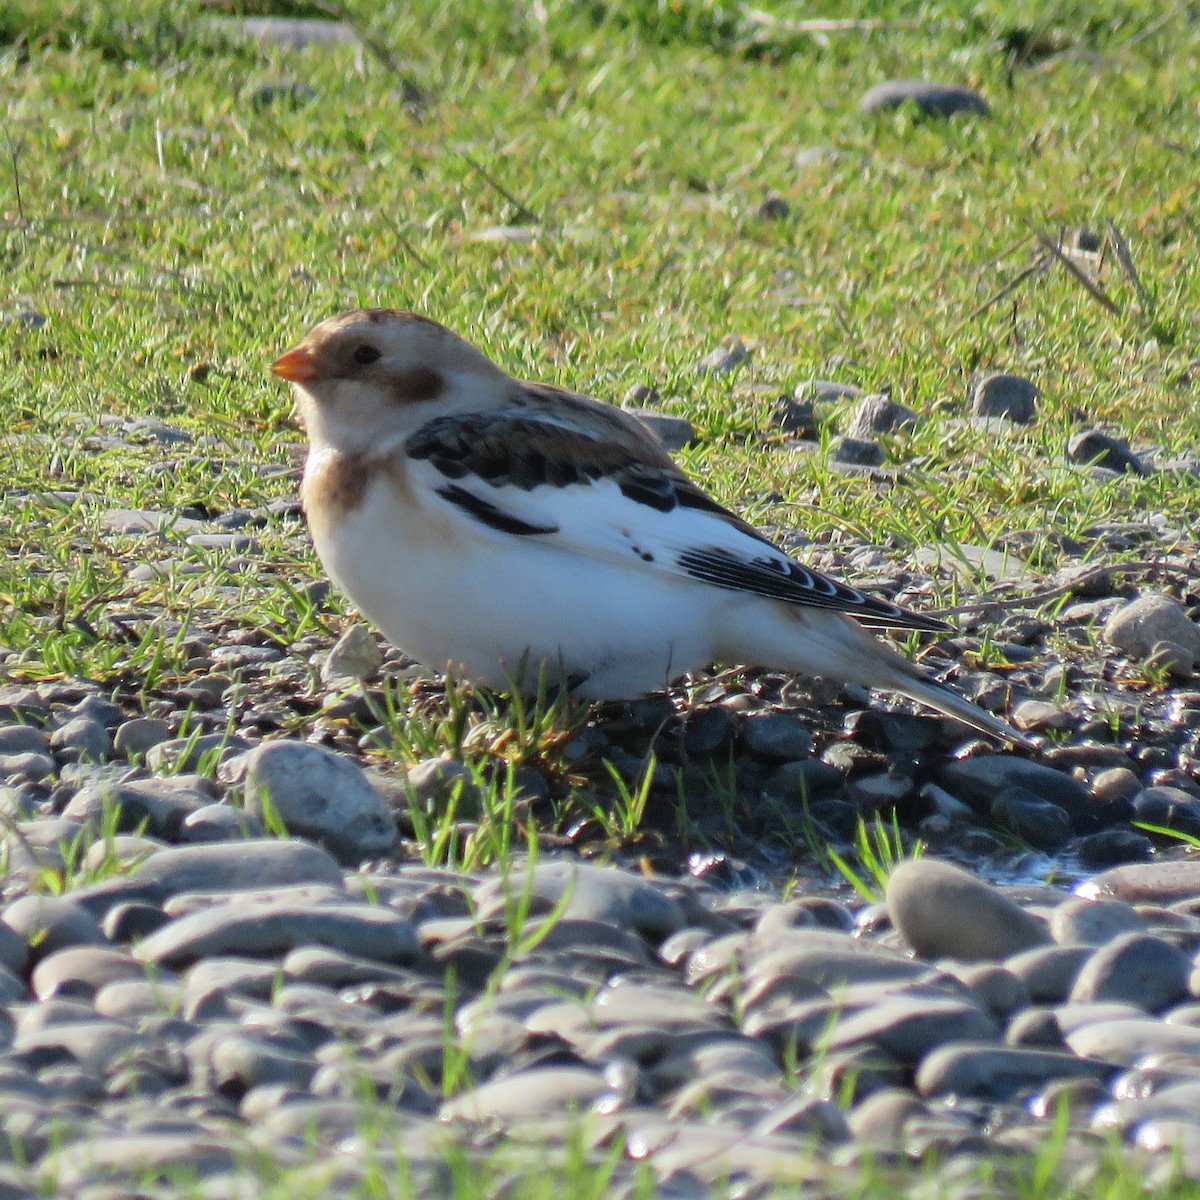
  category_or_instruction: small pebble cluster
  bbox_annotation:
[5,824,1200,1196]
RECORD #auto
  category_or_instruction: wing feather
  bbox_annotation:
[404,409,949,633]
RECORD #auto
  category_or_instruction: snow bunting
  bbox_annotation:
[271,309,1031,747]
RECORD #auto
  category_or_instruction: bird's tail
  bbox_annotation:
[874,652,1038,750]
[727,606,1038,751]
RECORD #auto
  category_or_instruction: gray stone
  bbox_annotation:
[404,755,483,819]
[970,372,1038,423]
[1065,1018,1200,1065]
[0,753,54,782]
[1104,593,1200,678]
[626,409,696,452]
[63,777,206,838]
[183,957,281,1017]
[30,946,151,1001]
[1133,786,1200,838]
[911,543,1033,585]
[186,532,261,553]
[112,718,172,758]
[915,1043,1112,1100]
[830,436,885,466]
[826,996,996,1062]
[48,717,111,764]
[769,395,817,437]
[697,337,749,375]
[937,755,1093,827]
[847,1087,927,1144]
[1050,897,1147,946]
[1078,861,1200,905]
[440,1066,612,1122]
[0,921,28,976]
[473,861,684,939]
[39,1133,238,1189]
[242,741,396,861]
[1011,699,1074,733]
[212,16,359,49]
[137,899,419,967]
[145,732,250,773]
[14,1018,140,1072]
[794,378,862,404]
[1068,429,1148,475]
[0,726,50,756]
[757,196,790,221]
[1091,767,1142,805]
[98,508,205,535]
[282,946,414,988]
[177,802,266,842]
[129,838,345,899]
[320,624,382,685]
[102,901,171,943]
[1,895,106,962]
[1003,945,1099,1003]
[1069,933,1190,1011]
[861,79,990,119]
[845,393,918,439]
[886,859,1050,961]
[205,1032,316,1093]
[950,962,1028,1018]
[1075,828,1153,870]
[93,977,182,1021]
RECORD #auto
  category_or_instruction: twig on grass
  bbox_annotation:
[950,252,1049,336]
[935,557,1196,616]
[453,148,540,226]
[1105,219,1151,311]
[310,0,427,111]
[1036,231,1120,314]
[3,126,25,226]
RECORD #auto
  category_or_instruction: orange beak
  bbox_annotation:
[270,342,320,383]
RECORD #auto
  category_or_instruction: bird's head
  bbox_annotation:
[271,308,505,452]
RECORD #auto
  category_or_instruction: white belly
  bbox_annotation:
[311,482,720,698]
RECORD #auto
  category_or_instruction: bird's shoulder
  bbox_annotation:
[403,382,752,527]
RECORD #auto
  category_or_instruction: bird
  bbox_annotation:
[270,309,1032,748]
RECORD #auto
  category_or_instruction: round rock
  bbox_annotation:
[1104,593,1200,678]
[1069,932,1190,1011]
[320,624,382,685]
[886,859,1050,962]
[970,372,1038,424]
[1067,429,1147,475]
[1049,897,1146,947]
[844,393,918,439]
[241,741,397,862]
[2,895,107,962]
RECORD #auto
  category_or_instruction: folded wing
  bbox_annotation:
[405,407,949,634]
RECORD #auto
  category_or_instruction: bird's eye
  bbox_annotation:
[353,344,381,366]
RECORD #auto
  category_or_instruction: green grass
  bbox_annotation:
[2,6,1200,1189]
[2,0,1197,688]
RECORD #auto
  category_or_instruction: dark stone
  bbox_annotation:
[830,436,885,467]
[990,786,1074,849]
[1132,786,1200,839]
[937,756,1096,831]
[860,80,990,119]
[1073,828,1154,869]
[1067,430,1148,476]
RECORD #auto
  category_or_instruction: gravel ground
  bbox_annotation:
[7,405,1200,1195]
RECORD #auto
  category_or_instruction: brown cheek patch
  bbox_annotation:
[389,366,445,404]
